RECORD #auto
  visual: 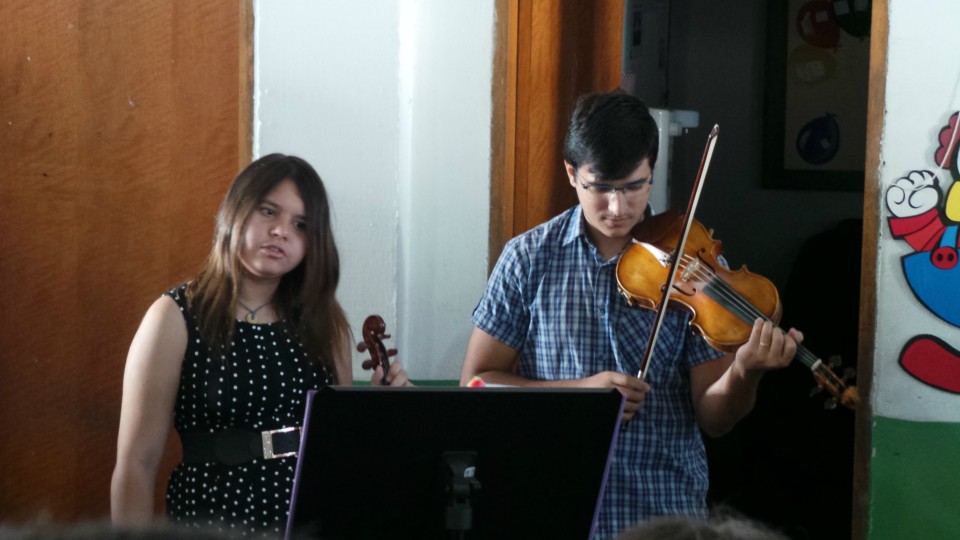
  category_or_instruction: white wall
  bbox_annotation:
[397,0,494,380]
[254,0,494,381]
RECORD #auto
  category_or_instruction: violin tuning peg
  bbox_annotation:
[809,386,823,398]
[823,398,838,410]
[828,355,842,368]
[842,367,857,381]
[382,333,392,340]
[387,348,398,356]
[361,360,374,370]
[357,343,368,353]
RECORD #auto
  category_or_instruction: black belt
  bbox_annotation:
[181,427,301,466]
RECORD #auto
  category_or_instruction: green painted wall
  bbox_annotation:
[870,416,960,539]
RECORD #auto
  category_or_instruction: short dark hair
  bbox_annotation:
[562,91,659,180]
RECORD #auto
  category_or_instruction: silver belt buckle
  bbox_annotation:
[261,426,300,459]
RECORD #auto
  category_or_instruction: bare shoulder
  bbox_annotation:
[126,294,189,373]
[147,294,188,340]
[147,292,185,323]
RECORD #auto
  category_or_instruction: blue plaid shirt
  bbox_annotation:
[472,206,724,539]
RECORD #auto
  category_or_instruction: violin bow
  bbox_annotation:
[637,125,720,379]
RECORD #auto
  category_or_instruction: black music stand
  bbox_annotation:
[285,386,624,540]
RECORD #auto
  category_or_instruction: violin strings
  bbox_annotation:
[670,253,822,370]
[681,259,821,369]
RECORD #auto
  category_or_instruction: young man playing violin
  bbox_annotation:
[460,91,803,540]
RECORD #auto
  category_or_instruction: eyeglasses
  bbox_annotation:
[576,171,652,198]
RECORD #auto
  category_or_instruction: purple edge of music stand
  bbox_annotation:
[589,393,625,539]
[284,388,317,540]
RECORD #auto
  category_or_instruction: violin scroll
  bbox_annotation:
[811,355,859,410]
[357,315,398,385]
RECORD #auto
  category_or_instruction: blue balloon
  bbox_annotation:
[796,114,840,165]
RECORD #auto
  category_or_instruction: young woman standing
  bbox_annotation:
[111,154,409,537]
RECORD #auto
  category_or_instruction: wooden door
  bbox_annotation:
[490,0,623,264]
[0,0,250,522]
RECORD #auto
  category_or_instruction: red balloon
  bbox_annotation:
[795,0,840,49]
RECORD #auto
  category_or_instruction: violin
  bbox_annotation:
[357,314,397,385]
[615,209,859,411]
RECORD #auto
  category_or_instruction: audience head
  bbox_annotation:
[615,512,789,540]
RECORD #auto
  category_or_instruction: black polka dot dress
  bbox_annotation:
[164,284,333,538]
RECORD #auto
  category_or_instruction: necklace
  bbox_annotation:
[238,300,271,323]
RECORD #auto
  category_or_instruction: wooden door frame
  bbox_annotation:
[239,0,254,166]
[489,0,518,272]
[488,0,623,272]
[853,1,886,539]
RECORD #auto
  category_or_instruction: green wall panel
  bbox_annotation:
[870,416,960,539]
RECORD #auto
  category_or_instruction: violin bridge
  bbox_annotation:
[681,259,700,282]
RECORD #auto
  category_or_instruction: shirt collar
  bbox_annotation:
[563,205,637,264]
[562,206,617,264]
[562,206,586,247]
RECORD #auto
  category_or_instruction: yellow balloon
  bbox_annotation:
[787,45,837,85]
[946,181,960,222]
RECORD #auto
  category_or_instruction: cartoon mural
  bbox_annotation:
[885,112,960,393]
[867,5,960,540]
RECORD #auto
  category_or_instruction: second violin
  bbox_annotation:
[357,314,397,385]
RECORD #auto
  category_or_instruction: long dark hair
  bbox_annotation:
[186,153,350,381]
